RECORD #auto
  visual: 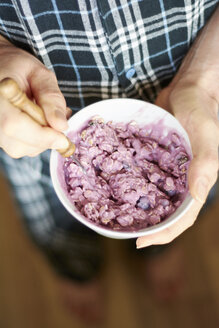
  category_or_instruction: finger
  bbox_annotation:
[187,116,219,203]
[136,199,201,248]
[66,106,72,119]
[29,68,68,132]
[170,91,219,201]
[0,133,45,158]
[0,98,69,150]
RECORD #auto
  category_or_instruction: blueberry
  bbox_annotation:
[137,197,150,210]
[123,162,130,170]
[167,190,180,202]
[167,190,176,197]
[94,164,101,172]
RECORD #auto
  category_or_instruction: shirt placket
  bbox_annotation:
[96,0,139,94]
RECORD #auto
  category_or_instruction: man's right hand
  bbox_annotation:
[0,36,70,158]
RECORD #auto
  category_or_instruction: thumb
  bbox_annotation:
[29,68,68,132]
[188,118,218,203]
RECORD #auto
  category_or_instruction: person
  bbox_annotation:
[0,0,218,323]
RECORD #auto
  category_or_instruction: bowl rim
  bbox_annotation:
[50,98,194,239]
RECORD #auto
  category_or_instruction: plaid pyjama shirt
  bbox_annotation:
[0,0,218,280]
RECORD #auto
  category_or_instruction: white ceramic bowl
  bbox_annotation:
[50,99,194,239]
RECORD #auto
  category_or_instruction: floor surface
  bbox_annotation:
[0,173,219,328]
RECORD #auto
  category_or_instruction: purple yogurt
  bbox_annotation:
[58,118,191,232]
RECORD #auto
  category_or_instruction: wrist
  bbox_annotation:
[0,36,18,60]
[170,70,219,104]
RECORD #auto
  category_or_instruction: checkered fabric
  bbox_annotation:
[0,0,218,280]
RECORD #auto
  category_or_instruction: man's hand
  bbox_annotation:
[136,82,219,248]
[136,5,219,248]
[0,36,71,158]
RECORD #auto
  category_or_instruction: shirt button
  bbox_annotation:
[125,68,136,79]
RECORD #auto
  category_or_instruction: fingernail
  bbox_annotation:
[55,109,68,130]
[53,137,69,149]
[55,109,66,120]
[195,177,209,203]
[136,243,145,249]
[136,239,150,249]
[66,107,72,114]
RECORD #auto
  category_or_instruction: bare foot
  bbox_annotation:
[142,243,186,302]
[57,276,105,325]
